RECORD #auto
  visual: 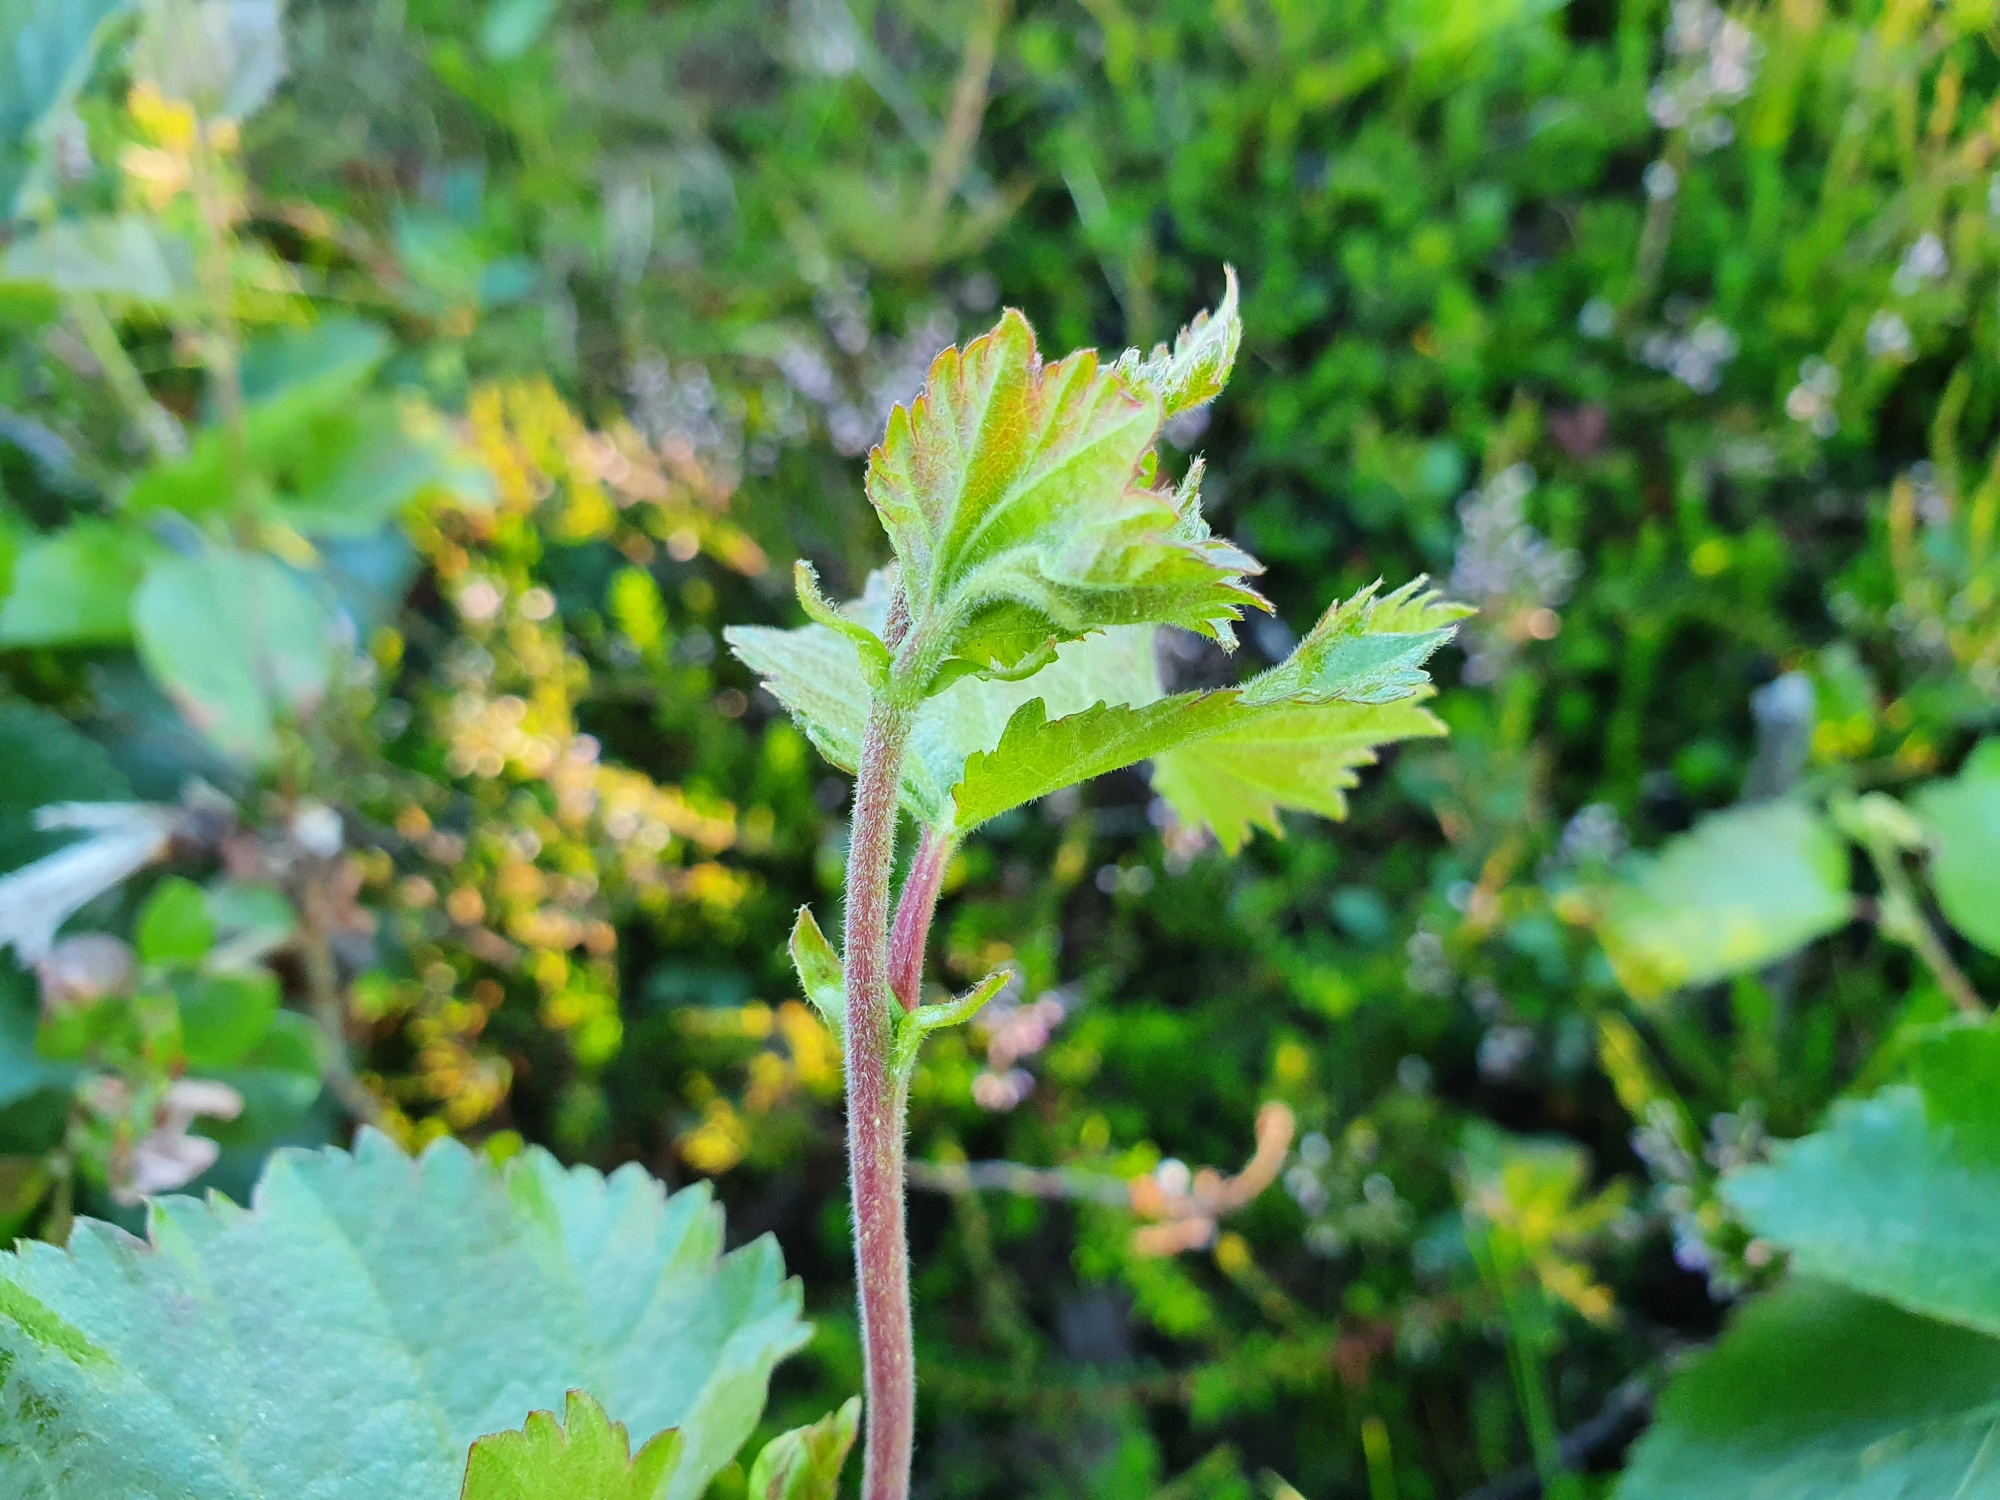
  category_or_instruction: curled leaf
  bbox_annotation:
[866,306,1263,684]
[1111,266,1242,418]
[788,907,845,1041]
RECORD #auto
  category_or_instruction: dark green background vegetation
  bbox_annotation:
[4,0,1999,1495]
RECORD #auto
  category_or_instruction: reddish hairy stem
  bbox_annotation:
[889,829,954,1011]
[845,697,917,1500]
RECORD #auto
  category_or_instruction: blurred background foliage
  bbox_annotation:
[1,0,1998,1496]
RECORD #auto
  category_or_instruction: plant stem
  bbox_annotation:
[1862,840,1986,1017]
[888,828,954,1011]
[845,695,917,1500]
[67,296,186,460]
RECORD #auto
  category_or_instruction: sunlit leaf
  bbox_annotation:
[866,303,1263,680]
[1595,801,1854,1002]
[727,602,1161,827]
[0,1130,810,1499]
[461,1390,683,1500]
[1110,266,1242,419]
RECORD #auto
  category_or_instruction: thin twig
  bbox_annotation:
[923,0,1011,228]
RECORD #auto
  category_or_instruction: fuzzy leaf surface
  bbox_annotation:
[865,308,1261,675]
[1595,800,1854,1002]
[460,1390,683,1500]
[727,611,1160,827]
[951,580,1462,839]
[1110,267,1242,418]
[1616,1280,2000,1500]
[0,1129,809,1500]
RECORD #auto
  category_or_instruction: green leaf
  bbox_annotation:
[131,549,334,764]
[1913,739,2000,955]
[728,609,1163,828]
[1615,1279,2000,1500]
[893,971,1010,1076]
[787,906,845,1041]
[176,969,278,1069]
[745,1398,862,1500]
[735,578,1459,842]
[0,702,130,872]
[1150,697,1449,855]
[0,1129,811,1500]
[461,1390,683,1500]
[479,0,559,62]
[1723,1025,2000,1336]
[0,521,161,646]
[1595,800,1855,1003]
[135,875,215,965]
[237,317,391,406]
[1110,267,1242,419]
[126,318,407,528]
[0,0,134,218]
[0,216,193,302]
[865,305,1264,681]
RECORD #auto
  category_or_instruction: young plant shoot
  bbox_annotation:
[727,274,1468,1500]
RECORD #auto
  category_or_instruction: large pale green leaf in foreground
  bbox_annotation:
[1595,800,1854,1002]
[1724,1026,2000,1335]
[863,294,1263,676]
[1616,1280,2000,1500]
[0,1129,810,1500]
[1913,739,2000,955]
[730,579,1460,841]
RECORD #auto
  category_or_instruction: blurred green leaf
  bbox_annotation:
[1913,740,2000,956]
[0,0,133,216]
[0,521,160,646]
[1724,1025,2000,1335]
[744,1398,860,1500]
[0,704,129,873]
[1596,801,1855,1002]
[136,875,214,965]
[0,216,193,301]
[1616,1280,2000,1500]
[0,1131,810,1499]
[461,1390,682,1500]
[130,549,333,763]
[176,968,277,1068]
[479,0,558,63]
